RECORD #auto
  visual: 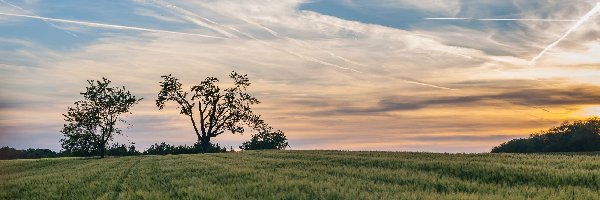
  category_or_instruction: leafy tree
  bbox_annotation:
[156,71,266,153]
[240,127,289,150]
[60,78,142,158]
[492,117,600,153]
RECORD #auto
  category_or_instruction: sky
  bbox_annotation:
[0,0,599,153]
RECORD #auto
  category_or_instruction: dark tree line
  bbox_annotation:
[57,71,289,158]
[1,142,229,160]
[142,142,230,155]
[0,147,59,160]
[492,118,600,153]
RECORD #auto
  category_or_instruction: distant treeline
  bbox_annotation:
[492,117,600,153]
[0,147,59,160]
[0,142,231,160]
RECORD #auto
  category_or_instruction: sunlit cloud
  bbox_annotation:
[0,0,598,152]
[530,2,600,65]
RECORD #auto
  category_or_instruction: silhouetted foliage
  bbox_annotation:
[0,147,25,160]
[240,127,289,150]
[492,117,600,153]
[106,143,140,156]
[22,148,59,159]
[60,78,142,158]
[143,142,227,155]
[156,71,271,153]
[0,146,59,160]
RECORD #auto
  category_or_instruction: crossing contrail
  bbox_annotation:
[425,18,577,22]
[530,2,600,65]
[0,12,224,39]
[0,0,79,38]
[150,0,236,38]
[425,2,600,65]
[153,2,363,73]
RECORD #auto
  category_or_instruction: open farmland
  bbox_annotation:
[1,150,599,199]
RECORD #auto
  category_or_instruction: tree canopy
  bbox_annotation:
[492,117,600,153]
[60,78,142,158]
[156,71,277,153]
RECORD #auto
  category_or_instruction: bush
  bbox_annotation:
[23,148,59,159]
[106,143,140,156]
[240,129,289,150]
[143,142,228,155]
[492,117,600,153]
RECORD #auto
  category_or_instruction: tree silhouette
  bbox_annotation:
[492,117,600,153]
[60,78,142,158]
[240,127,289,150]
[156,71,265,153]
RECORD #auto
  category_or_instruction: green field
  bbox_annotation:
[1,151,599,199]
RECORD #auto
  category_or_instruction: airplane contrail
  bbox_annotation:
[530,2,600,65]
[0,12,224,39]
[403,80,454,90]
[0,0,79,38]
[233,15,367,72]
[425,17,577,22]
[155,2,363,73]
[149,0,236,38]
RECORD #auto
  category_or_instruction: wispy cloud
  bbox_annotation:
[149,0,237,38]
[0,12,224,39]
[530,2,600,65]
[425,17,577,22]
[1,0,599,152]
[153,1,363,73]
[0,0,80,38]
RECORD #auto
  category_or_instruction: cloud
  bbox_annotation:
[530,3,600,65]
[0,12,224,39]
[0,0,79,38]
[378,0,462,15]
[1,0,599,153]
[313,85,600,115]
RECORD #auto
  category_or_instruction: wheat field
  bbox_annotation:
[1,150,599,199]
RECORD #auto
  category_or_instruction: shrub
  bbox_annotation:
[143,142,228,155]
[240,129,289,150]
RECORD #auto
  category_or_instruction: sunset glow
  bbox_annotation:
[1,0,599,152]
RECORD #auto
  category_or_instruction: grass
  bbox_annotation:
[1,150,599,199]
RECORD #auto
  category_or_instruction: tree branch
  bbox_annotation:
[206,96,220,135]
[198,100,207,138]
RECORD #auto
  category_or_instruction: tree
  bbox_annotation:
[240,127,289,150]
[60,78,142,158]
[0,147,60,160]
[0,147,25,160]
[156,71,266,153]
[492,117,600,153]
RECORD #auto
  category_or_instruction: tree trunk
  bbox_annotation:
[199,137,210,154]
[100,143,105,158]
